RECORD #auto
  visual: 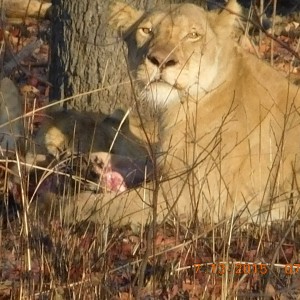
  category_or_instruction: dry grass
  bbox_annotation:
[1,128,300,299]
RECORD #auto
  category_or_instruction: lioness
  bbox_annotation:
[29,108,152,190]
[0,79,151,195]
[64,0,300,226]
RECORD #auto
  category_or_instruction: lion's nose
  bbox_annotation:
[147,50,178,69]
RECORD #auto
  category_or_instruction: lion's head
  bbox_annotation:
[110,1,240,105]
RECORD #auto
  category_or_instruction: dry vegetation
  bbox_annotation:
[1,1,300,299]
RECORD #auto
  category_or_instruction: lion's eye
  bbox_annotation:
[186,32,201,40]
[140,27,153,35]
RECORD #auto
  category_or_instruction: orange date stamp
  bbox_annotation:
[192,263,300,275]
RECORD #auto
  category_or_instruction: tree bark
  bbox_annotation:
[50,0,127,112]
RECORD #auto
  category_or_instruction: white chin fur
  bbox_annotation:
[144,82,180,106]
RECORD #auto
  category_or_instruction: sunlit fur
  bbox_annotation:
[65,1,300,226]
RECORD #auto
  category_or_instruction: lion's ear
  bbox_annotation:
[213,0,241,38]
[109,2,144,37]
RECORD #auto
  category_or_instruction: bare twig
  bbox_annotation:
[270,0,277,66]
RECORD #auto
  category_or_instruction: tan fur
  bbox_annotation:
[62,0,300,226]
[28,108,149,165]
[22,107,151,202]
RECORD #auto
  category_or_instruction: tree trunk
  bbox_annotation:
[50,0,127,112]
